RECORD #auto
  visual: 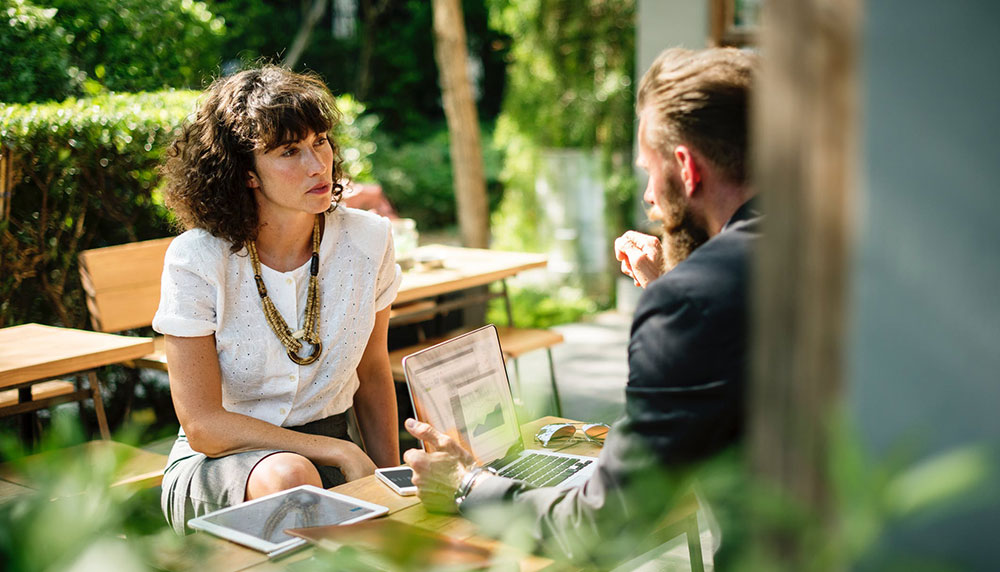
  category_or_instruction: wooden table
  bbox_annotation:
[0,323,154,439]
[178,416,600,571]
[394,244,547,306]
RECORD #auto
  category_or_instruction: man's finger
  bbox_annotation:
[402,447,426,469]
[404,417,440,441]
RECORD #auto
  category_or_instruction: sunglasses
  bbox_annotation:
[534,422,611,448]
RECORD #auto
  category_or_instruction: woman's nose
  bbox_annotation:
[305,148,325,175]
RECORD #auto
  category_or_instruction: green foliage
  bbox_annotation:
[0,414,210,571]
[0,0,75,103]
[0,91,197,328]
[487,284,599,329]
[372,124,504,230]
[47,0,225,94]
[487,0,636,264]
[488,0,635,149]
[207,0,509,143]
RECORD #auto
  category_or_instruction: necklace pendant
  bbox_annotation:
[291,329,305,339]
[287,340,322,365]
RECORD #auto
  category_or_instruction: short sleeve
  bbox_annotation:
[152,233,221,337]
[373,220,402,311]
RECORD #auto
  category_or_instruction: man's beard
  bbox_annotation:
[659,176,709,272]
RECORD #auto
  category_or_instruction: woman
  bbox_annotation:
[153,65,400,533]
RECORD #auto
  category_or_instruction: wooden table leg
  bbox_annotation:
[87,371,111,440]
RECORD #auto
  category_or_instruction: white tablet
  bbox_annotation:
[187,485,388,556]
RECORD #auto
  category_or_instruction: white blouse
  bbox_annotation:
[152,207,401,428]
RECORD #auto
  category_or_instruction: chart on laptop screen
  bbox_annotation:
[404,327,521,463]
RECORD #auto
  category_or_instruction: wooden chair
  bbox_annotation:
[77,237,173,370]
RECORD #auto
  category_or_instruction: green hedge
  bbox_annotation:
[0,90,375,329]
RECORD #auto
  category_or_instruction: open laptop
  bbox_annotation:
[403,325,596,489]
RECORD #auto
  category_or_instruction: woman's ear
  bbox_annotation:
[247,171,260,189]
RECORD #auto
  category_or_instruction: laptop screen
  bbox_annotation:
[402,325,521,463]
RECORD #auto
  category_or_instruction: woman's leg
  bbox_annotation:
[245,452,322,500]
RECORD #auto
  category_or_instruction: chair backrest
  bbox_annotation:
[78,237,173,333]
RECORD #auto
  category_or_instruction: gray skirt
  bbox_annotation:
[160,412,351,534]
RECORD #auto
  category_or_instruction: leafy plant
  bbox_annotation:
[487,284,600,329]
[46,0,226,94]
[0,0,76,103]
[486,0,637,280]
[371,124,504,230]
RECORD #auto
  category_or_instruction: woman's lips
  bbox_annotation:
[308,183,330,195]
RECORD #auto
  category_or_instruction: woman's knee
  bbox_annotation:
[245,452,321,500]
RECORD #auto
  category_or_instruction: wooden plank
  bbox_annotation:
[331,474,421,515]
[131,335,168,371]
[88,284,164,333]
[0,440,165,492]
[78,237,172,332]
[494,327,564,359]
[395,245,547,305]
[0,478,33,502]
[0,324,153,388]
[0,380,75,408]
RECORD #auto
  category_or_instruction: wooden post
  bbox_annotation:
[431,0,490,248]
[0,146,10,223]
[749,0,860,567]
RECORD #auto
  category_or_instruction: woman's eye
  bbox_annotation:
[314,136,328,147]
[281,147,298,157]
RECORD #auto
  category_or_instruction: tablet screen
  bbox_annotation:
[189,485,387,552]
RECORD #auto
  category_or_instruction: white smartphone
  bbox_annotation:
[374,466,417,496]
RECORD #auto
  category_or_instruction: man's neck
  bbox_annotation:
[702,184,754,237]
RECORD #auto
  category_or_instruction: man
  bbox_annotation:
[403,47,760,564]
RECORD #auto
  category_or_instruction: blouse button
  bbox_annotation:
[288,375,295,381]
[279,408,286,415]
[286,278,293,285]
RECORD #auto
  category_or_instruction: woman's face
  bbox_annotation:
[248,130,334,221]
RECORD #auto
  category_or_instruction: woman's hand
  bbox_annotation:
[336,440,378,481]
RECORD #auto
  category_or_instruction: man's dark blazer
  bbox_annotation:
[461,199,762,564]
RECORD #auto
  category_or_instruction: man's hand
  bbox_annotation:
[614,231,664,288]
[402,418,477,513]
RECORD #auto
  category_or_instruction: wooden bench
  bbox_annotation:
[77,237,174,371]
[0,380,77,409]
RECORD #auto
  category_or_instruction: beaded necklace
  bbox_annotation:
[247,214,323,365]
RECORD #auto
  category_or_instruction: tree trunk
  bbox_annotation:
[749,0,860,568]
[284,0,329,70]
[431,0,489,248]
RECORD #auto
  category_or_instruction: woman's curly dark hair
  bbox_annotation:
[162,65,346,251]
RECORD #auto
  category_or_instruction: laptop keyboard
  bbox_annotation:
[491,453,593,488]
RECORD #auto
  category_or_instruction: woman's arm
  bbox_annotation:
[165,334,376,480]
[352,305,400,467]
